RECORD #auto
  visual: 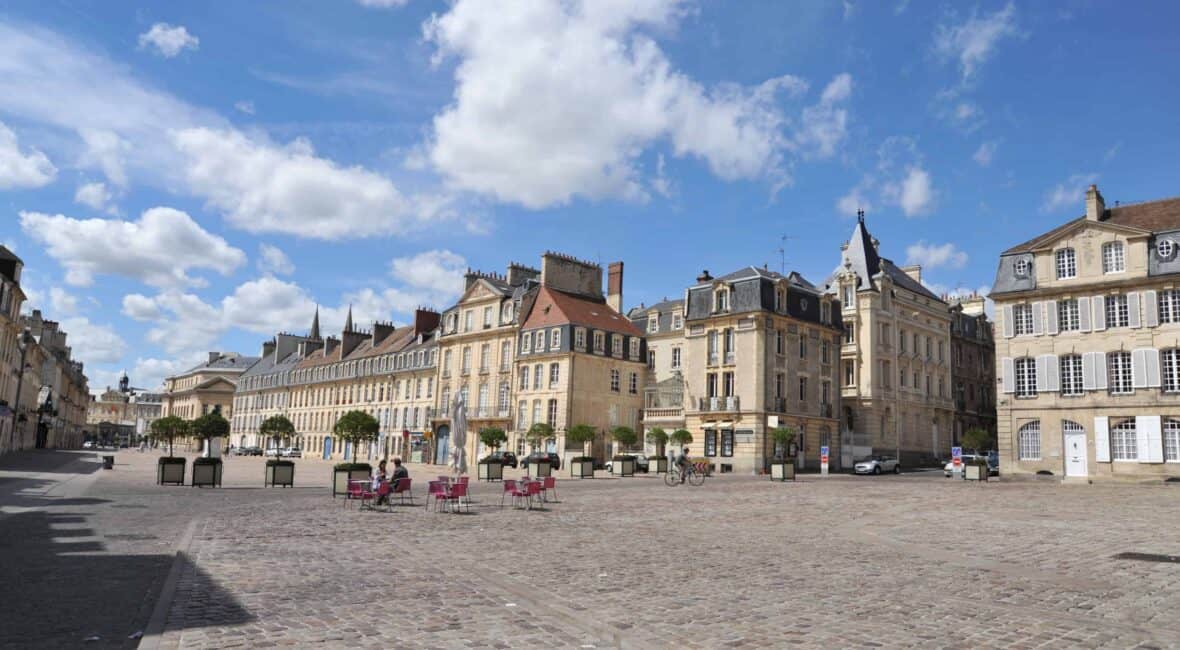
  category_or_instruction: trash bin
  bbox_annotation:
[102,455,114,470]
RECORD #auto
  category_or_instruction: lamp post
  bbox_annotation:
[8,329,33,454]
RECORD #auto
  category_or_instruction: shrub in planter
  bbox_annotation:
[157,456,186,485]
[192,457,223,487]
[266,459,295,487]
[333,462,373,497]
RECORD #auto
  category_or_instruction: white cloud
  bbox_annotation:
[835,186,871,218]
[424,0,838,208]
[905,241,967,270]
[0,121,56,189]
[257,243,295,275]
[60,317,127,364]
[841,137,936,219]
[233,100,255,115]
[389,249,466,299]
[933,2,1019,81]
[18,207,246,288]
[1104,141,1121,161]
[172,127,438,239]
[357,0,409,7]
[893,167,935,217]
[125,353,207,393]
[74,181,118,214]
[1041,173,1098,214]
[49,287,79,315]
[138,23,199,58]
[796,73,853,159]
[77,128,129,187]
[121,293,162,321]
[972,141,997,167]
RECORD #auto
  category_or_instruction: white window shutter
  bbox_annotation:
[1046,355,1060,392]
[1082,353,1095,390]
[1131,349,1147,388]
[1035,355,1048,391]
[1145,290,1159,327]
[1046,300,1059,335]
[1002,305,1014,338]
[1146,348,1162,388]
[1001,357,1015,393]
[1032,302,1044,335]
[1094,416,1111,462]
[1094,352,1108,390]
[1078,297,1091,332]
[1092,296,1106,331]
[1135,416,1162,463]
[1129,292,1141,328]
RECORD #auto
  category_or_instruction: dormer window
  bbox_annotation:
[715,288,730,312]
[1055,248,1076,279]
[1014,258,1030,277]
[1159,239,1176,260]
[671,313,683,330]
[501,302,513,322]
[647,314,659,333]
[774,289,785,312]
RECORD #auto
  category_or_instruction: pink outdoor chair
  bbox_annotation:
[427,480,448,509]
[363,481,392,512]
[522,480,542,510]
[345,479,366,508]
[541,476,557,503]
[438,481,469,513]
[392,477,413,505]
[499,480,519,508]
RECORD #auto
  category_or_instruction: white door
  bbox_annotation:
[1064,431,1087,477]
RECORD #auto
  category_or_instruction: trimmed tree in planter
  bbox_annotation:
[478,426,507,481]
[190,412,229,487]
[670,428,693,450]
[566,424,597,478]
[769,426,796,481]
[610,426,639,476]
[526,422,555,477]
[646,427,669,473]
[961,427,994,455]
[151,415,188,485]
[332,410,378,496]
[260,415,296,487]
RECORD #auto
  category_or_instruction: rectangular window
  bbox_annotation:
[593,331,604,352]
[629,372,638,395]
[1106,294,1130,328]
[1111,420,1137,460]
[1161,290,1180,324]
[501,341,512,371]
[1060,354,1083,396]
[899,329,906,351]
[843,324,854,344]
[1164,349,1180,392]
[551,329,560,349]
[535,331,545,352]
[575,328,586,349]
[776,330,785,355]
[821,340,830,364]
[798,376,807,401]
[533,363,543,390]
[464,310,473,332]
[1055,248,1076,279]
[722,372,734,397]
[522,333,531,353]
[549,363,560,387]
[647,351,655,369]
[610,369,620,392]
[720,430,734,457]
[799,335,807,359]
[671,313,683,329]
[483,306,493,328]
[1058,299,1080,331]
[1013,304,1034,336]
[518,401,528,429]
[843,285,853,307]
[480,343,490,371]
[519,366,529,390]
[1103,241,1125,273]
[1108,351,1133,394]
[1015,358,1037,397]
[630,338,640,360]
[706,373,717,398]
[844,361,854,386]
[612,336,623,357]
[461,347,471,373]
[671,347,681,369]
[648,316,658,333]
[547,399,558,427]
[775,373,784,398]
[704,430,717,456]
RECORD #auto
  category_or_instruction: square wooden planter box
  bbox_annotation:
[192,461,223,487]
[570,460,594,479]
[157,458,186,485]
[333,468,373,497]
[266,462,295,487]
[965,464,988,481]
[648,458,668,474]
[528,461,551,479]
[770,462,795,481]
[478,461,504,481]
[612,458,636,477]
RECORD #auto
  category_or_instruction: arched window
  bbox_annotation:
[1164,418,1180,462]
[1017,421,1041,460]
[1055,248,1076,279]
[1110,418,1137,460]
[1102,241,1125,273]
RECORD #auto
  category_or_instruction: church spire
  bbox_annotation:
[344,304,354,333]
[310,305,321,340]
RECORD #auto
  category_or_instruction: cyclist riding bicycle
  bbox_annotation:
[675,446,691,484]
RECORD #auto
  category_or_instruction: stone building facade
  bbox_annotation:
[992,185,1180,481]
[0,246,28,454]
[948,294,996,445]
[162,352,255,428]
[824,215,955,467]
[628,298,687,452]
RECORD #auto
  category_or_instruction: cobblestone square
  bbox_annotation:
[3,450,1180,649]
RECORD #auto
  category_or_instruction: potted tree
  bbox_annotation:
[260,415,296,487]
[769,426,796,481]
[477,426,507,481]
[610,426,639,476]
[151,416,188,485]
[190,412,229,487]
[646,427,669,474]
[331,410,378,497]
[525,422,554,478]
[566,424,597,479]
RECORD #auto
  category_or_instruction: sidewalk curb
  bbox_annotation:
[137,518,198,650]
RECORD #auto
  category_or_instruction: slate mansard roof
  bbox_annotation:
[822,217,943,303]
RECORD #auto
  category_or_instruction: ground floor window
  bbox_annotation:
[1017,421,1041,460]
[1111,419,1137,460]
[704,430,717,456]
[1164,418,1180,462]
[720,429,733,457]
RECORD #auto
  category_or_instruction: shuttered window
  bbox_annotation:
[1013,304,1034,336]
[1165,419,1180,462]
[1163,349,1180,393]
[1015,358,1037,397]
[1058,299,1080,331]
[1106,294,1130,328]
[1060,354,1083,396]
[1109,352,1133,394]
[1160,290,1180,324]
[1111,419,1138,460]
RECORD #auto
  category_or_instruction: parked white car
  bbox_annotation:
[280,447,302,458]
[854,455,900,475]
[82,441,95,449]
[264,447,282,457]
[944,452,999,477]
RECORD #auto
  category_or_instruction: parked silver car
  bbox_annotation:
[854,455,900,475]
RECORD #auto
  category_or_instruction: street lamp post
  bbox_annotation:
[8,329,33,454]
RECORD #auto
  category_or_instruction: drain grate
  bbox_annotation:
[1113,552,1180,564]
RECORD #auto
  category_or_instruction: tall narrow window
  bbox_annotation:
[671,347,681,369]
[1160,290,1180,324]
[1108,351,1133,394]
[1102,241,1125,273]
[519,366,529,390]
[533,363,543,390]
[1060,354,1083,396]
[1014,358,1037,397]
[610,369,620,392]
[1058,299,1080,331]
[1017,421,1041,460]
[1106,294,1130,328]
[1163,349,1180,392]
[1111,419,1137,460]
[1164,418,1180,462]
[1013,304,1034,335]
[629,372,638,395]
[1055,248,1076,279]
[549,362,560,387]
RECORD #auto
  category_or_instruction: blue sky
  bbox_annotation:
[1,0,1178,393]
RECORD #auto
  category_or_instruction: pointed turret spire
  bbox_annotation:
[344,304,354,333]
[310,305,321,340]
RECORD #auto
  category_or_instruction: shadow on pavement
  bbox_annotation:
[0,449,103,476]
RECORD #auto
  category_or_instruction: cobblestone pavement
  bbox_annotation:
[3,450,1180,649]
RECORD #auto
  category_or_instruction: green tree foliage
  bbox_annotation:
[479,426,508,451]
[961,428,994,454]
[259,415,296,455]
[645,427,668,455]
[669,428,693,448]
[610,425,638,451]
[566,424,597,456]
[150,415,188,457]
[333,410,380,460]
[526,422,555,450]
[770,426,795,458]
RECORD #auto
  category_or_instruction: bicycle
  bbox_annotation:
[664,461,707,487]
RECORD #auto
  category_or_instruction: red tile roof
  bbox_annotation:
[522,286,643,336]
[1004,195,1180,254]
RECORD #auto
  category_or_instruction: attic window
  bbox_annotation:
[1159,239,1176,260]
[1014,258,1030,277]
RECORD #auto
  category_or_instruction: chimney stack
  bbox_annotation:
[1086,184,1106,221]
[261,339,276,359]
[208,352,220,364]
[696,270,713,283]
[607,262,624,313]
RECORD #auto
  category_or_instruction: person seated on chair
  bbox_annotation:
[391,458,409,487]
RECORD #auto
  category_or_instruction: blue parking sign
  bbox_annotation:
[820,446,829,456]
[951,446,962,459]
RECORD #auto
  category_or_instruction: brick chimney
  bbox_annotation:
[413,308,441,336]
[371,321,396,347]
[323,336,340,357]
[340,328,367,357]
[261,339,276,359]
[607,262,624,313]
[1086,184,1106,221]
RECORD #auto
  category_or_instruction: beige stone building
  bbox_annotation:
[824,215,955,467]
[992,185,1180,481]
[0,246,28,454]
[948,295,996,444]
[162,352,255,446]
[628,298,687,453]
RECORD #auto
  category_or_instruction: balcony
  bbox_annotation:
[698,395,740,412]
[644,407,684,419]
[769,396,787,413]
